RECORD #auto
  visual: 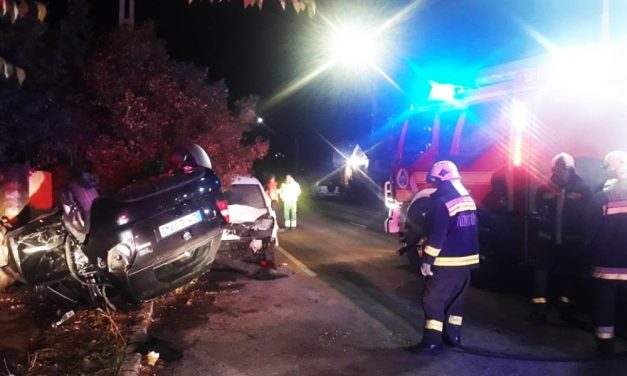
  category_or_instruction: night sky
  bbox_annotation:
[96,0,627,174]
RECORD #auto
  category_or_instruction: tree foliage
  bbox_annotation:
[80,24,268,191]
[0,0,91,164]
[1,1,273,191]
[0,0,47,85]
[200,0,316,16]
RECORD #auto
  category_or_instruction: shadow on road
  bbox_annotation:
[313,262,423,345]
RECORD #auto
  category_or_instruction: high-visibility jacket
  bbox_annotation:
[422,182,480,269]
[280,181,301,204]
[589,179,627,280]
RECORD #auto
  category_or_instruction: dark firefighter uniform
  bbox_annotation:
[530,154,591,320]
[411,160,479,354]
[588,151,627,354]
[401,190,434,271]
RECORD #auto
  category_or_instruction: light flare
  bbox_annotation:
[517,19,559,54]
[313,130,384,199]
[259,61,334,112]
[326,25,380,70]
[261,2,420,111]
[374,0,423,34]
[371,64,401,90]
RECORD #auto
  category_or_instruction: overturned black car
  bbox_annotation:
[0,145,229,308]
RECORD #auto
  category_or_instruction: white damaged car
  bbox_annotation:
[218,176,278,272]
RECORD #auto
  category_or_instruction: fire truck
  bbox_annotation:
[384,41,627,264]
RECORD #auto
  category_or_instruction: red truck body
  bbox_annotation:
[384,43,627,261]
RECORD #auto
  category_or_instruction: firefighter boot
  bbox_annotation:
[557,297,573,322]
[526,300,548,323]
[406,342,444,355]
[407,327,444,355]
[444,327,461,347]
[596,338,615,356]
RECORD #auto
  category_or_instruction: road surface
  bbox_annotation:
[147,197,627,376]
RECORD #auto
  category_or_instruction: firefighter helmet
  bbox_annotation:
[551,152,575,170]
[427,160,461,183]
[603,150,627,179]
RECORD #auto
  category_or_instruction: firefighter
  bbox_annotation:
[408,160,480,355]
[529,153,591,322]
[588,150,627,355]
[280,174,301,229]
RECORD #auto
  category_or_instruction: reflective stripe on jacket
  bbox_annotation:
[422,182,480,269]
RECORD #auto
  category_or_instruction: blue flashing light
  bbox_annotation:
[395,59,481,109]
[428,81,464,103]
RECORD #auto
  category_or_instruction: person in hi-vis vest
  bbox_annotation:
[280,175,301,229]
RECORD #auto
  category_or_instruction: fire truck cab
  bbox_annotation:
[384,41,627,264]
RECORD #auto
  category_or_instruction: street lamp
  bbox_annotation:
[326,24,381,70]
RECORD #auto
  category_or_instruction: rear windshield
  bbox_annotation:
[225,184,266,209]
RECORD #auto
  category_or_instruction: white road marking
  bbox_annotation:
[348,221,368,228]
[277,246,317,277]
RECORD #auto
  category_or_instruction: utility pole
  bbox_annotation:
[119,0,135,27]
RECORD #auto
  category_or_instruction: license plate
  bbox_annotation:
[159,211,202,238]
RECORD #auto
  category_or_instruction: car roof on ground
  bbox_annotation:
[231,175,263,186]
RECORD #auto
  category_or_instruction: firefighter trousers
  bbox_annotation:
[283,201,297,228]
[591,277,627,349]
[531,243,579,314]
[421,267,470,345]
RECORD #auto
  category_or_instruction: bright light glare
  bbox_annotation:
[327,25,379,69]
[428,81,462,103]
[509,100,528,167]
[347,155,368,168]
[510,101,528,132]
[385,200,401,210]
[546,42,627,93]
[260,2,423,111]
[329,26,379,68]
[256,117,264,124]
[512,136,523,167]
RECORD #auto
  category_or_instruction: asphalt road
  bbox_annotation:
[147,197,627,376]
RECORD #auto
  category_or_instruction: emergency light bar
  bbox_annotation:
[428,81,465,103]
